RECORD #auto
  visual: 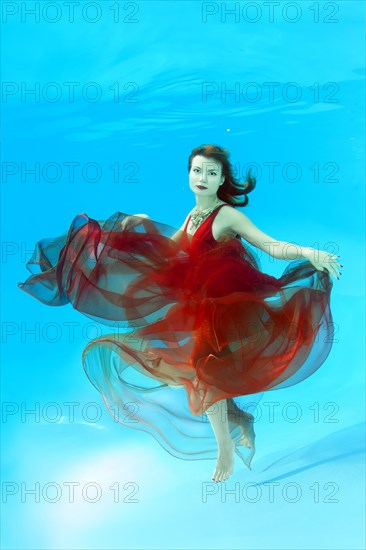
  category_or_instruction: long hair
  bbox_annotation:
[187,144,256,207]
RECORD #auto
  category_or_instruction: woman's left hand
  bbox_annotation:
[305,248,342,280]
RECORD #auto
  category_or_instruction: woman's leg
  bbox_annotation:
[206,399,235,483]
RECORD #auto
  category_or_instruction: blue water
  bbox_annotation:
[1,1,365,549]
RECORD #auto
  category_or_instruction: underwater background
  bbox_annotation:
[1,1,365,549]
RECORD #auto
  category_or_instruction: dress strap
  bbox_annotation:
[183,214,191,232]
[215,204,226,215]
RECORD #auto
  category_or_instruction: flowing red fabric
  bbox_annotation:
[18,206,334,468]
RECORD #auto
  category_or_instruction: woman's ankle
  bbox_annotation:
[217,436,234,448]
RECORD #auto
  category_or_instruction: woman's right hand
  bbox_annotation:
[119,214,150,231]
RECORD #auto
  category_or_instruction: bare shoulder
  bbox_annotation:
[212,203,242,238]
[216,204,281,252]
[216,203,247,228]
[218,204,237,215]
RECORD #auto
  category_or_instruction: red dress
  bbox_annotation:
[18,206,334,468]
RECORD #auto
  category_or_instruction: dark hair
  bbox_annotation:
[187,144,256,207]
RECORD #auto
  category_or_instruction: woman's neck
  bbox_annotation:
[194,196,222,211]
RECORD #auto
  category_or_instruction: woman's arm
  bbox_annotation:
[222,207,342,279]
[223,207,311,260]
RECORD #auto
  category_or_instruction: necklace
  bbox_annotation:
[190,199,222,229]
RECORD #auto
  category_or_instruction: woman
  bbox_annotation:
[18,144,342,483]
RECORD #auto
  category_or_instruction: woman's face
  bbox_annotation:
[189,155,224,197]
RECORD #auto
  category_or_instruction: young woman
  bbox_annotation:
[18,144,341,483]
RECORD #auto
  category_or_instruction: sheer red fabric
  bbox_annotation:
[18,205,334,468]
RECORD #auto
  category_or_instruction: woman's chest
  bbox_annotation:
[186,207,237,242]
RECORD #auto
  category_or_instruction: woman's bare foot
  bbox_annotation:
[212,438,235,483]
[226,399,256,461]
[238,413,256,470]
[240,412,255,447]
